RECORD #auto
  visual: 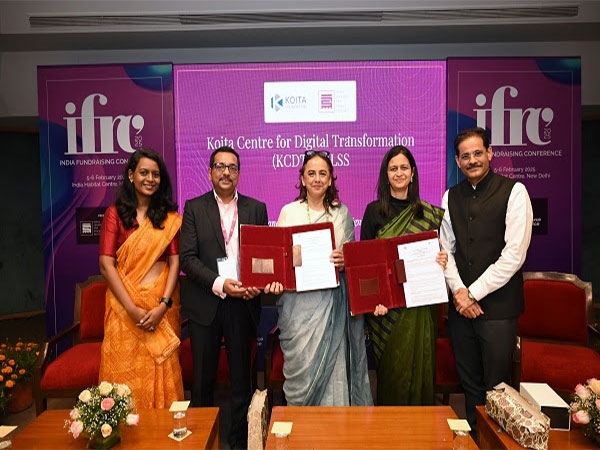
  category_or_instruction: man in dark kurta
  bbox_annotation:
[440,127,533,430]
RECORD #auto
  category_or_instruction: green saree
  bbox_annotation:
[366,201,444,405]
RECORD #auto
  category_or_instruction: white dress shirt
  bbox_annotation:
[440,181,533,301]
[211,190,239,299]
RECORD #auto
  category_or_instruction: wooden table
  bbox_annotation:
[476,405,595,449]
[10,407,220,449]
[266,406,478,449]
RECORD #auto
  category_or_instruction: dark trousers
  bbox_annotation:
[447,306,518,431]
[189,299,253,449]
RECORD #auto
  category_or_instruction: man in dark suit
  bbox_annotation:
[180,146,281,449]
[440,127,533,432]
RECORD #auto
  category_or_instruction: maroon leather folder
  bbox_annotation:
[343,230,439,315]
[240,222,338,290]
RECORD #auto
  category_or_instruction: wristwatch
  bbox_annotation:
[467,291,476,302]
[159,297,173,308]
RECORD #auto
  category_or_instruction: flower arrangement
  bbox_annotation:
[0,340,40,413]
[570,378,600,445]
[65,381,139,449]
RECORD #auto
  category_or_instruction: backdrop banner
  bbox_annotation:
[37,63,175,338]
[174,61,447,232]
[447,57,581,273]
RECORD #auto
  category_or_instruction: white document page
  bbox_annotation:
[217,257,239,281]
[397,238,448,307]
[292,228,338,292]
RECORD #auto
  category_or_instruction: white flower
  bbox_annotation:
[78,389,92,403]
[116,384,131,397]
[98,381,113,396]
[101,423,113,438]
[588,378,600,396]
[126,413,140,426]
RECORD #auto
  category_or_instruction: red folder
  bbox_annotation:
[343,230,439,315]
[240,222,338,290]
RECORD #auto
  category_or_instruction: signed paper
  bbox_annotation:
[397,238,447,307]
[292,228,338,292]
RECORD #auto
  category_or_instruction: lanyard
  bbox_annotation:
[220,200,238,248]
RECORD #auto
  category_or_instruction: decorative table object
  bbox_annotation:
[570,378,600,446]
[65,381,139,449]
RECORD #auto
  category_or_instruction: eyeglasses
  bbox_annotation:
[458,149,486,162]
[211,163,239,174]
[304,150,331,158]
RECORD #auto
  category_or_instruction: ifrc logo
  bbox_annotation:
[473,85,554,146]
[63,93,145,155]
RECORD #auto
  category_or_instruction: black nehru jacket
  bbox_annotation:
[448,171,524,319]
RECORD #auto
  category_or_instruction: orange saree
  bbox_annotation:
[99,212,183,408]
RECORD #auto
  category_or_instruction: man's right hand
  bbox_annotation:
[223,279,247,298]
[453,288,483,319]
[462,301,484,319]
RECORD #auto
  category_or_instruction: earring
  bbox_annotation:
[129,178,133,183]
[410,176,414,183]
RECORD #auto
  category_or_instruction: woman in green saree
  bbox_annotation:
[360,146,447,405]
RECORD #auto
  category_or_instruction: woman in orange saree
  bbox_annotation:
[99,148,183,408]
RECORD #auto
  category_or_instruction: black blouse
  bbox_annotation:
[360,197,410,241]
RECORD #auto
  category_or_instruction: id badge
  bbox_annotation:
[217,256,238,281]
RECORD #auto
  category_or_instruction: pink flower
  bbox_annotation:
[126,413,140,426]
[573,410,591,424]
[69,420,83,439]
[69,408,80,420]
[101,423,113,438]
[588,378,600,395]
[101,397,115,411]
[575,384,591,400]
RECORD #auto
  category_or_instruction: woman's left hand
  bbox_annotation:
[264,282,284,295]
[436,250,448,270]
[374,304,388,316]
[330,249,345,269]
[138,303,168,331]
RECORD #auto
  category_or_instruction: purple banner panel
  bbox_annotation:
[447,57,581,274]
[174,61,447,234]
[37,63,175,337]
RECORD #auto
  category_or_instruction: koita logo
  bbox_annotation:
[271,94,283,111]
[63,93,145,155]
[270,94,307,112]
[473,85,554,146]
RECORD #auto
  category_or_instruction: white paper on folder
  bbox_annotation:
[397,238,447,307]
[292,228,338,292]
